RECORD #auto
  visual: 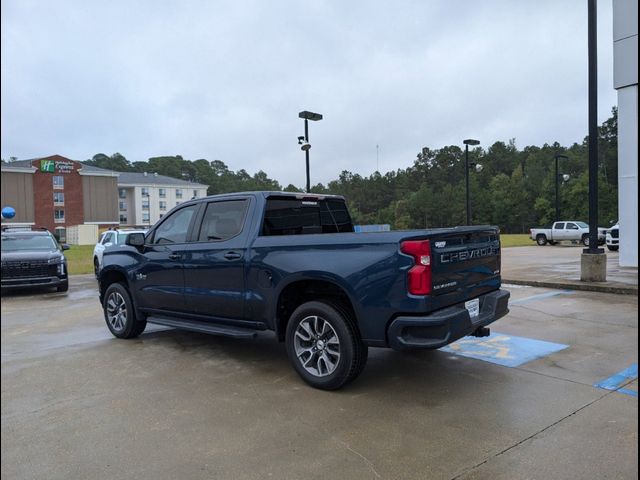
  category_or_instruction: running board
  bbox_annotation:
[146,316,258,339]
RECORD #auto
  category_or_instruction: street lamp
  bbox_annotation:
[463,139,481,225]
[298,110,323,193]
[554,154,570,221]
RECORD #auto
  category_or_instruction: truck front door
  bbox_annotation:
[181,198,251,320]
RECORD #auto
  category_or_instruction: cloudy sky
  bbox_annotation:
[1,0,616,187]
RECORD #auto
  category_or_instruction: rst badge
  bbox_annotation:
[434,241,447,248]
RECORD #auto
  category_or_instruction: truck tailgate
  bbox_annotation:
[430,227,501,297]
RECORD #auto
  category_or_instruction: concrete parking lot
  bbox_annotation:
[1,276,637,480]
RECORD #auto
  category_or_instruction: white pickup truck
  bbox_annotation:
[530,221,606,246]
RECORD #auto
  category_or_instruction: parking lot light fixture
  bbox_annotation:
[463,139,481,225]
[298,111,323,193]
[554,154,569,222]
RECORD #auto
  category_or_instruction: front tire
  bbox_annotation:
[94,257,100,278]
[56,281,69,293]
[285,301,368,390]
[582,234,590,247]
[607,245,619,251]
[103,282,146,338]
[536,235,548,246]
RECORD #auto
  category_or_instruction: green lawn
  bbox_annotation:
[500,234,533,248]
[64,244,95,275]
[63,234,533,276]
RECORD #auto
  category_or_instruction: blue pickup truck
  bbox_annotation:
[99,191,510,389]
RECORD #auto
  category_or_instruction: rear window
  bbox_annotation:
[262,198,354,236]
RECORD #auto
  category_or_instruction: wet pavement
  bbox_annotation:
[1,276,638,479]
[502,245,638,294]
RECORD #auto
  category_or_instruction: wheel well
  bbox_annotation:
[99,270,128,302]
[275,280,357,342]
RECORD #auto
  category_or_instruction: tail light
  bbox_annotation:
[401,240,432,295]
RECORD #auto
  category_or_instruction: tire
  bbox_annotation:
[548,241,557,246]
[102,282,147,339]
[56,281,69,293]
[94,258,100,278]
[607,245,619,251]
[285,300,368,390]
[536,235,548,246]
[582,235,589,247]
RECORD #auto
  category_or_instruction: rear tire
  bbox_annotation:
[582,235,590,247]
[536,235,548,246]
[285,301,368,390]
[103,282,146,339]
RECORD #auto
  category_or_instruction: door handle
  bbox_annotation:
[168,253,181,261]
[224,251,242,260]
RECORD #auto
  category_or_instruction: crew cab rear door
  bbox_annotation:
[181,197,252,320]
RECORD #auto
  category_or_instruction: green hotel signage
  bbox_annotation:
[40,159,55,173]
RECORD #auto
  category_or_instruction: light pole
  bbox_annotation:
[463,139,481,225]
[298,111,323,193]
[554,154,570,221]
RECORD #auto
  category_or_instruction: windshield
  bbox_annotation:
[1,234,59,252]
[576,222,589,228]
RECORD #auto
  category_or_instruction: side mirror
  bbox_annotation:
[126,232,146,247]
[61,244,70,250]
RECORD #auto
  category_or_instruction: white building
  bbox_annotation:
[117,172,208,227]
[612,0,638,267]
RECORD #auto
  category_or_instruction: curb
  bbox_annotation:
[502,278,638,296]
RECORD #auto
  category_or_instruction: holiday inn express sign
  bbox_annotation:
[40,159,75,173]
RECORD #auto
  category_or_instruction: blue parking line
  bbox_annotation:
[594,364,638,397]
[441,332,569,367]
[510,290,573,305]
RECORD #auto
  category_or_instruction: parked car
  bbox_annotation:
[93,229,147,276]
[606,223,619,251]
[530,221,605,246]
[98,192,510,390]
[1,227,69,292]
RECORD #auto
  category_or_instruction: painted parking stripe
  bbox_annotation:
[594,364,638,397]
[441,332,569,367]
[510,290,573,305]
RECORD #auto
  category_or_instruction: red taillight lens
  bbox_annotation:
[401,240,432,295]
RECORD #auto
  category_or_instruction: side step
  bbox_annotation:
[146,316,258,339]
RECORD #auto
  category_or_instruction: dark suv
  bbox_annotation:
[1,228,70,292]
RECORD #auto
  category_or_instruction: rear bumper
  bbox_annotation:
[1,275,67,289]
[387,289,510,350]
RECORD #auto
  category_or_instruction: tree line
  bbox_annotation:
[83,108,619,233]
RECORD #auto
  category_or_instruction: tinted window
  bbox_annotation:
[554,223,565,229]
[152,205,198,244]
[197,200,248,241]
[262,198,354,236]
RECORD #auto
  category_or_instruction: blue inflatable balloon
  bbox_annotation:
[1,206,16,219]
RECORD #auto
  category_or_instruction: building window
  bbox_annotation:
[193,190,198,198]
[142,212,150,223]
[159,188,166,198]
[53,192,65,205]
[119,201,127,211]
[119,189,127,199]
[159,201,167,211]
[53,176,64,189]
[54,209,65,223]
[55,227,66,243]
[176,189,183,199]
[141,187,149,197]
[119,214,128,224]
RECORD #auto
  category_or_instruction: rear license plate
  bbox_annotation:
[465,298,480,318]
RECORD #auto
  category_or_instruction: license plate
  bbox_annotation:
[465,298,480,318]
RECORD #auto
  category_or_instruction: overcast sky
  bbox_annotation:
[1,0,616,187]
